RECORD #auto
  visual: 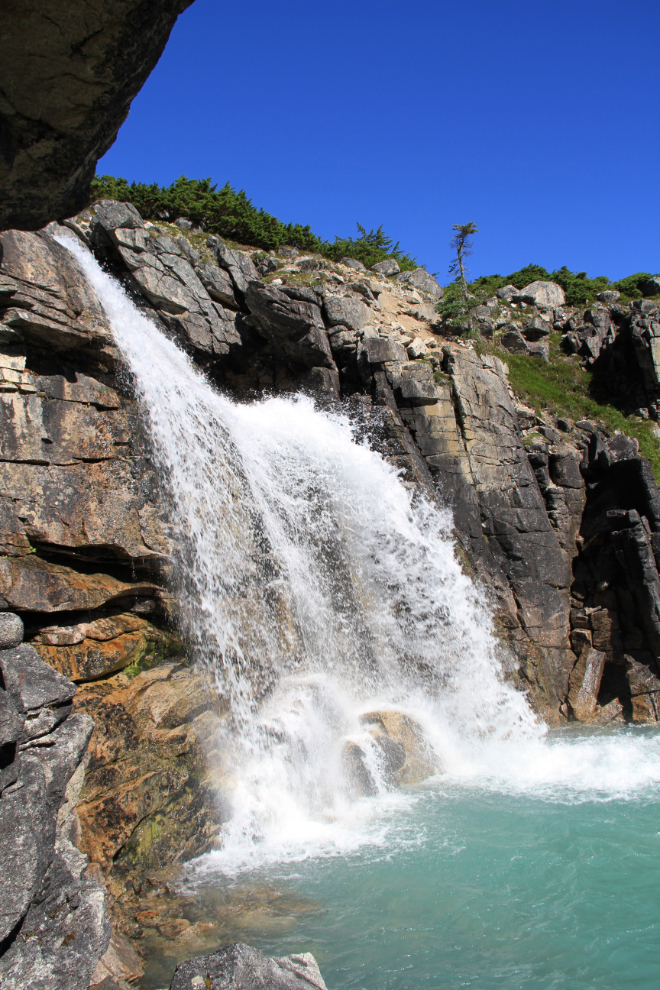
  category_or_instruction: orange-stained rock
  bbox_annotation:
[73,662,226,873]
[31,614,176,681]
[0,554,162,612]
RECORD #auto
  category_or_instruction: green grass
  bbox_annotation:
[490,331,660,478]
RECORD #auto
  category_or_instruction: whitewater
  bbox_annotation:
[58,235,660,887]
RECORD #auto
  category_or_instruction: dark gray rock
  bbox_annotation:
[522,316,551,340]
[500,329,530,355]
[92,201,143,234]
[195,262,237,308]
[0,0,193,231]
[359,339,407,364]
[642,277,660,297]
[324,293,371,331]
[0,645,76,714]
[244,282,335,369]
[496,285,519,302]
[170,943,327,990]
[527,341,550,361]
[341,257,366,271]
[371,258,400,276]
[214,242,261,295]
[0,613,23,649]
[597,290,620,304]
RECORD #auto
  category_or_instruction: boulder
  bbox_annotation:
[407,338,429,359]
[642,277,660,297]
[397,268,444,299]
[371,258,400,276]
[170,944,327,990]
[358,338,407,364]
[516,281,566,309]
[527,341,550,362]
[500,329,530,355]
[522,316,551,340]
[596,290,620,304]
[0,613,23,649]
[361,711,436,785]
[341,257,366,271]
[496,285,519,302]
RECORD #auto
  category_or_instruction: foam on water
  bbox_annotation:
[58,236,660,878]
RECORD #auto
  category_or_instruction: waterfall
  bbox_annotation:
[56,237,562,871]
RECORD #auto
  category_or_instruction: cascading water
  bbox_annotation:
[58,238,660,884]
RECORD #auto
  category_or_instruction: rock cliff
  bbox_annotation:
[0,0,194,231]
[2,199,660,984]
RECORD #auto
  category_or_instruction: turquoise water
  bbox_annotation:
[187,727,660,990]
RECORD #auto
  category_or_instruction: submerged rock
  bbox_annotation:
[344,709,436,795]
[170,942,327,990]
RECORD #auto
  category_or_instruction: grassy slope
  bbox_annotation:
[488,332,660,478]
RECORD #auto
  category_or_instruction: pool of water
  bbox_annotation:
[142,726,660,989]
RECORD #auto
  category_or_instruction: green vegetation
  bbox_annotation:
[491,332,660,477]
[90,174,418,269]
[470,263,654,306]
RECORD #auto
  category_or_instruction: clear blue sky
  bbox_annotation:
[98,0,659,283]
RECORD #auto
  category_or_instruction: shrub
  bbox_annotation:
[90,175,417,270]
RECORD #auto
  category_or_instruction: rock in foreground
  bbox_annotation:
[170,943,327,990]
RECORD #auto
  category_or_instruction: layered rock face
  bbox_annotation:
[0,615,110,990]
[0,0,194,231]
[2,198,660,983]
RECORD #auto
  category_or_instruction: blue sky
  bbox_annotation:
[98,0,659,283]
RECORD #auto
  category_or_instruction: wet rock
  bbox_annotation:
[568,648,606,720]
[361,711,436,785]
[170,942,327,990]
[74,663,224,874]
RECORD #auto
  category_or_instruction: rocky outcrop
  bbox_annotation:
[170,943,328,990]
[0,616,110,990]
[0,0,194,231]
